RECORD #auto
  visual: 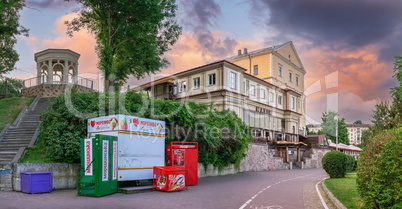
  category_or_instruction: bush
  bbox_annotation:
[322,150,348,178]
[40,91,251,167]
[357,128,402,208]
[345,154,356,172]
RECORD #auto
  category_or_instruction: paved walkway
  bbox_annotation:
[1,168,331,209]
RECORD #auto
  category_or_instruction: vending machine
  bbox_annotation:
[166,142,198,185]
[78,134,118,197]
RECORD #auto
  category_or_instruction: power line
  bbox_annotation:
[13,67,36,75]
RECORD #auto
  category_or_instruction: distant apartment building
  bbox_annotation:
[306,124,371,145]
[135,41,306,143]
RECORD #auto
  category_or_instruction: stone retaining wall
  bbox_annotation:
[21,84,93,98]
[303,148,331,169]
[200,143,290,178]
[12,163,80,191]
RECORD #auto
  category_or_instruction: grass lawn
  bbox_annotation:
[324,172,363,209]
[0,97,34,130]
[19,135,53,163]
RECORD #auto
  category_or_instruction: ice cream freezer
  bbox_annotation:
[87,114,166,181]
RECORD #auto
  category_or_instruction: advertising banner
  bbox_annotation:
[84,138,93,176]
[87,114,165,135]
[112,141,118,180]
[102,140,109,181]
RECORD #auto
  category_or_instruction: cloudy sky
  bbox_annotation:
[9,0,402,124]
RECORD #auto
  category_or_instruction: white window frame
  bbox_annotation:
[278,65,283,77]
[208,73,216,86]
[270,92,274,102]
[296,75,299,86]
[230,71,237,90]
[193,77,200,89]
[291,96,296,111]
[260,89,265,99]
[278,95,282,105]
[250,84,256,96]
[179,81,186,92]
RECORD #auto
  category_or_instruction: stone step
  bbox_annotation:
[0,141,30,145]
[0,145,25,149]
[118,186,153,194]
[4,131,35,135]
[0,152,16,156]
[2,137,32,141]
[0,148,19,152]
[0,158,14,163]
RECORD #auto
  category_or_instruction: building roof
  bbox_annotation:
[224,41,306,74]
[329,143,362,152]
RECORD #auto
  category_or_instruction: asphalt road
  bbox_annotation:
[0,168,329,209]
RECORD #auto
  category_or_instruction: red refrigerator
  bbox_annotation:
[166,142,198,185]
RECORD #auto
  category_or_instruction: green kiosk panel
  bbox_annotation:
[78,134,118,197]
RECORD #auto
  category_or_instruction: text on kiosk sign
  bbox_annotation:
[87,115,165,134]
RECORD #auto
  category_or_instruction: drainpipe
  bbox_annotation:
[221,62,225,110]
[248,54,251,74]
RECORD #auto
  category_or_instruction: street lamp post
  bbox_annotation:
[334,116,339,150]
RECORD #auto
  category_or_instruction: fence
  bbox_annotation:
[23,75,93,89]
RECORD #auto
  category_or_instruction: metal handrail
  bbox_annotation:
[22,75,93,89]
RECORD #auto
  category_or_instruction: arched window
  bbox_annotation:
[68,67,74,83]
[41,66,48,84]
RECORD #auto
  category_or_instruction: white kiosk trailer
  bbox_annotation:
[87,114,165,181]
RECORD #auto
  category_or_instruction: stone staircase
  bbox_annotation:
[0,97,52,163]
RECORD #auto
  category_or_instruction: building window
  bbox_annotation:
[208,73,216,86]
[179,81,186,92]
[193,77,200,89]
[230,72,237,90]
[278,95,282,105]
[289,71,293,82]
[278,65,283,77]
[253,65,258,75]
[296,75,299,86]
[291,96,296,110]
[250,84,256,96]
[260,89,265,99]
[270,92,274,102]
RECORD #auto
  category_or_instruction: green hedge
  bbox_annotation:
[322,150,348,178]
[357,128,402,208]
[40,91,251,168]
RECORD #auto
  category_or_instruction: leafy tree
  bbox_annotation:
[39,91,251,167]
[0,0,28,75]
[359,128,372,148]
[66,0,182,91]
[0,76,23,98]
[353,120,362,124]
[321,111,349,144]
[370,56,402,134]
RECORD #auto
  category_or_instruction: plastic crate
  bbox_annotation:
[21,172,52,193]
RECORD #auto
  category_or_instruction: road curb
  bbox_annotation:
[320,179,347,209]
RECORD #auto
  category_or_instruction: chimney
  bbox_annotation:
[244,48,248,54]
[238,49,242,55]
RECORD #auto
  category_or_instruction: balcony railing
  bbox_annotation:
[23,75,93,89]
